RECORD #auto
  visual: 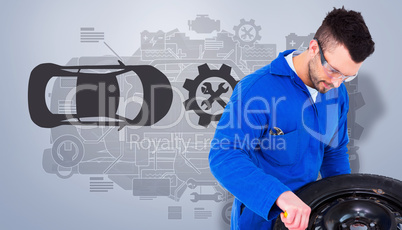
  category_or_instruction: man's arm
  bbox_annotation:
[209,95,291,221]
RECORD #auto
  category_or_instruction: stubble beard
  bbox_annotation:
[308,58,331,94]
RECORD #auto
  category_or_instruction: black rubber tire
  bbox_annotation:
[274,173,402,229]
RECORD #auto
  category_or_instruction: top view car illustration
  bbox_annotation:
[28,61,173,129]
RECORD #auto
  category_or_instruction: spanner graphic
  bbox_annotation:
[201,82,229,110]
[190,192,223,202]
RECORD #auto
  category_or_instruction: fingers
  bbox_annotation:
[276,191,311,230]
[280,212,285,222]
[299,208,310,229]
[288,209,301,229]
[281,210,294,225]
[282,207,311,230]
[282,209,299,229]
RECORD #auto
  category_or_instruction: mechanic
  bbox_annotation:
[209,7,375,230]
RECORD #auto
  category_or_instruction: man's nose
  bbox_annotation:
[331,78,343,88]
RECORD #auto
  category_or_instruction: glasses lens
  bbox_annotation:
[323,62,342,78]
[344,75,357,82]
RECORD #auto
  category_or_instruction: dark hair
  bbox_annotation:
[314,6,375,63]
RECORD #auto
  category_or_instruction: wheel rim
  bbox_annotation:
[308,189,402,229]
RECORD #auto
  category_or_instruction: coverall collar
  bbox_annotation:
[269,49,297,78]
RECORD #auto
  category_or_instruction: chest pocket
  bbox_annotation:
[259,129,300,166]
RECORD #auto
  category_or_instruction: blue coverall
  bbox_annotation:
[209,50,351,229]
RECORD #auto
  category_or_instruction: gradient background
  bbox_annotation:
[1,0,401,229]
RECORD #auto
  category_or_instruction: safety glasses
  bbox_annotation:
[315,39,357,82]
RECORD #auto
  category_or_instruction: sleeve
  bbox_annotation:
[208,91,290,221]
[320,92,351,178]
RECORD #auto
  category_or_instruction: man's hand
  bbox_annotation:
[276,191,311,230]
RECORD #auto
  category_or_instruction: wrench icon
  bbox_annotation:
[201,82,229,110]
[190,192,223,202]
[241,26,254,40]
[186,178,218,189]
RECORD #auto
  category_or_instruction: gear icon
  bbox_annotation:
[183,64,238,127]
[233,19,262,48]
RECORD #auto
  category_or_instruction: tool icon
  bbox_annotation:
[190,192,223,202]
[241,26,255,40]
[200,82,229,110]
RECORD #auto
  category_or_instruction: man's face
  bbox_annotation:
[308,41,362,94]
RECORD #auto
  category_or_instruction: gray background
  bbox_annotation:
[1,0,401,229]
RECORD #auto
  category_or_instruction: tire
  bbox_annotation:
[274,174,402,230]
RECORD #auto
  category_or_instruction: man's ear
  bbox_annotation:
[308,39,319,58]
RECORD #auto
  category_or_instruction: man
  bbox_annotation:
[209,7,375,230]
